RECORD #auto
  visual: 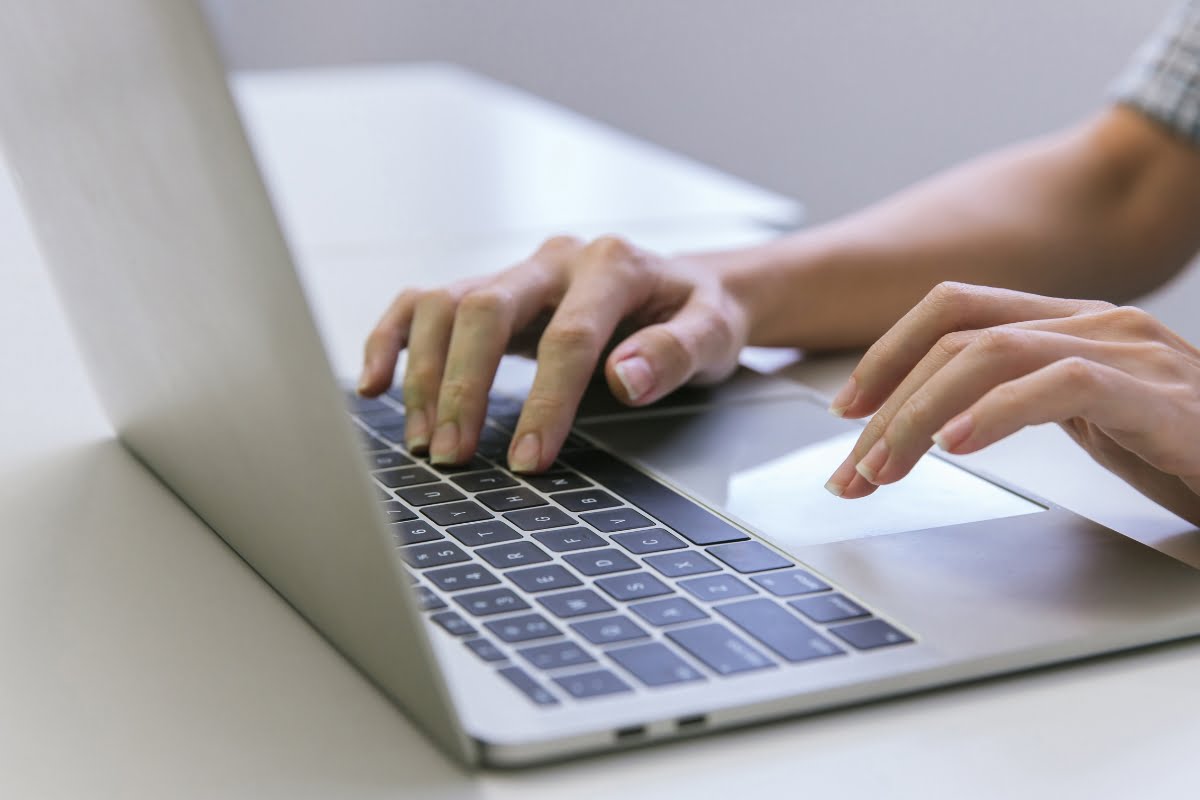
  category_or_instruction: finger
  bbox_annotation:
[829,282,1110,418]
[401,288,463,451]
[508,237,655,472]
[604,289,745,406]
[359,289,419,396]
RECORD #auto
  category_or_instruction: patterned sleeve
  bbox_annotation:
[1112,0,1200,146]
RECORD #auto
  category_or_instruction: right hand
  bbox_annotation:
[357,235,750,473]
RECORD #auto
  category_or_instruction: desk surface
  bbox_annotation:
[2,65,1199,799]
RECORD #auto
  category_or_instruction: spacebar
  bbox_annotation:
[562,448,749,545]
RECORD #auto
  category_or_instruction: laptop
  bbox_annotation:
[4,0,1200,768]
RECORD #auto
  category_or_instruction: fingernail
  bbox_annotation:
[356,375,371,395]
[824,479,845,498]
[855,438,889,484]
[509,432,541,473]
[933,413,974,452]
[406,407,430,451]
[429,420,459,464]
[614,356,655,403]
[828,376,857,417]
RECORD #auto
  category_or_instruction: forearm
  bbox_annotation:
[710,106,1200,351]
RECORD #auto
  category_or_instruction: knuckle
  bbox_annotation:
[586,234,636,262]
[1104,305,1160,337]
[970,326,1022,357]
[435,376,476,412]
[1055,356,1097,389]
[933,330,975,360]
[457,287,511,320]
[519,391,572,424]
[536,234,584,260]
[928,280,972,307]
[539,321,602,356]
[403,362,441,395]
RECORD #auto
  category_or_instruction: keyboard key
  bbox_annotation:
[451,470,518,493]
[376,485,393,502]
[464,636,506,663]
[532,527,606,552]
[526,471,591,493]
[445,519,522,547]
[538,589,614,619]
[477,541,551,569]
[553,669,632,699]
[390,520,443,546]
[506,564,582,593]
[357,406,405,428]
[789,593,870,624]
[707,541,793,573]
[413,585,447,611]
[829,619,913,650]
[594,572,672,602]
[579,508,655,533]
[750,569,832,597]
[498,666,559,706]
[381,500,417,522]
[679,574,756,602]
[518,640,595,671]
[422,500,492,527]
[612,528,686,554]
[372,424,408,444]
[428,456,490,474]
[560,433,594,453]
[554,488,621,512]
[455,587,530,617]
[564,449,749,545]
[630,597,707,627]
[361,432,390,452]
[400,542,470,569]
[477,487,547,512]
[484,613,560,643]
[369,451,413,470]
[571,615,649,645]
[426,563,499,592]
[607,642,705,687]
[431,610,476,637]
[666,623,775,675]
[375,466,439,489]
[643,551,720,578]
[348,392,390,413]
[397,483,466,507]
[505,507,575,531]
[562,548,638,576]
[716,599,843,663]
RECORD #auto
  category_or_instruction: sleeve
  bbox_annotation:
[1112,0,1200,146]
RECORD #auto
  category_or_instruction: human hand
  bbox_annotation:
[823,282,1200,526]
[358,236,749,472]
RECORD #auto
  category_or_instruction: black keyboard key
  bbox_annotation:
[376,486,393,502]
[564,449,749,545]
[750,569,832,597]
[579,508,655,533]
[464,636,506,663]
[451,470,518,493]
[485,613,560,643]
[560,433,594,453]
[532,527,606,552]
[369,450,413,470]
[422,500,492,527]
[707,541,792,573]
[716,598,843,663]
[571,615,649,645]
[594,572,672,602]
[553,669,632,699]
[554,488,621,512]
[789,593,870,623]
[477,486,548,512]
[375,466,438,489]
[360,432,390,452]
[526,471,591,493]
[644,551,720,578]
[397,483,466,507]
[455,587,530,617]
[358,406,405,428]
[518,640,595,671]
[607,642,705,687]
[562,548,638,576]
[498,666,559,706]
[445,519,522,548]
[612,528,686,554]
[413,585,447,611]
[400,542,470,569]
[630,597,708,627]
[505,507,575,531]
[666,623,775,675]
[538,589,614,619]
[507,564,582,593]
[428,455,490,474]
[390,520,443,546]
[431,610,476,637]
[477,541,551,569]
[381,500,417,522]
[829,619,913,650]
[426,563,499,592]
[679,574,756,602]
[372,424,408,444]
[348,392,390,413]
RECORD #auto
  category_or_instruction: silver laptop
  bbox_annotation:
[5,0,1200,768]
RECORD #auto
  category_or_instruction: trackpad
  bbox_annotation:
[577,397,1043,552]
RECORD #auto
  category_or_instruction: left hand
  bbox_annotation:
[823,281,1200,526]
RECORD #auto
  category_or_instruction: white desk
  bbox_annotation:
[2,65,1199,799]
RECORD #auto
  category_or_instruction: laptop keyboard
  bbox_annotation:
[348,390,914,707]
